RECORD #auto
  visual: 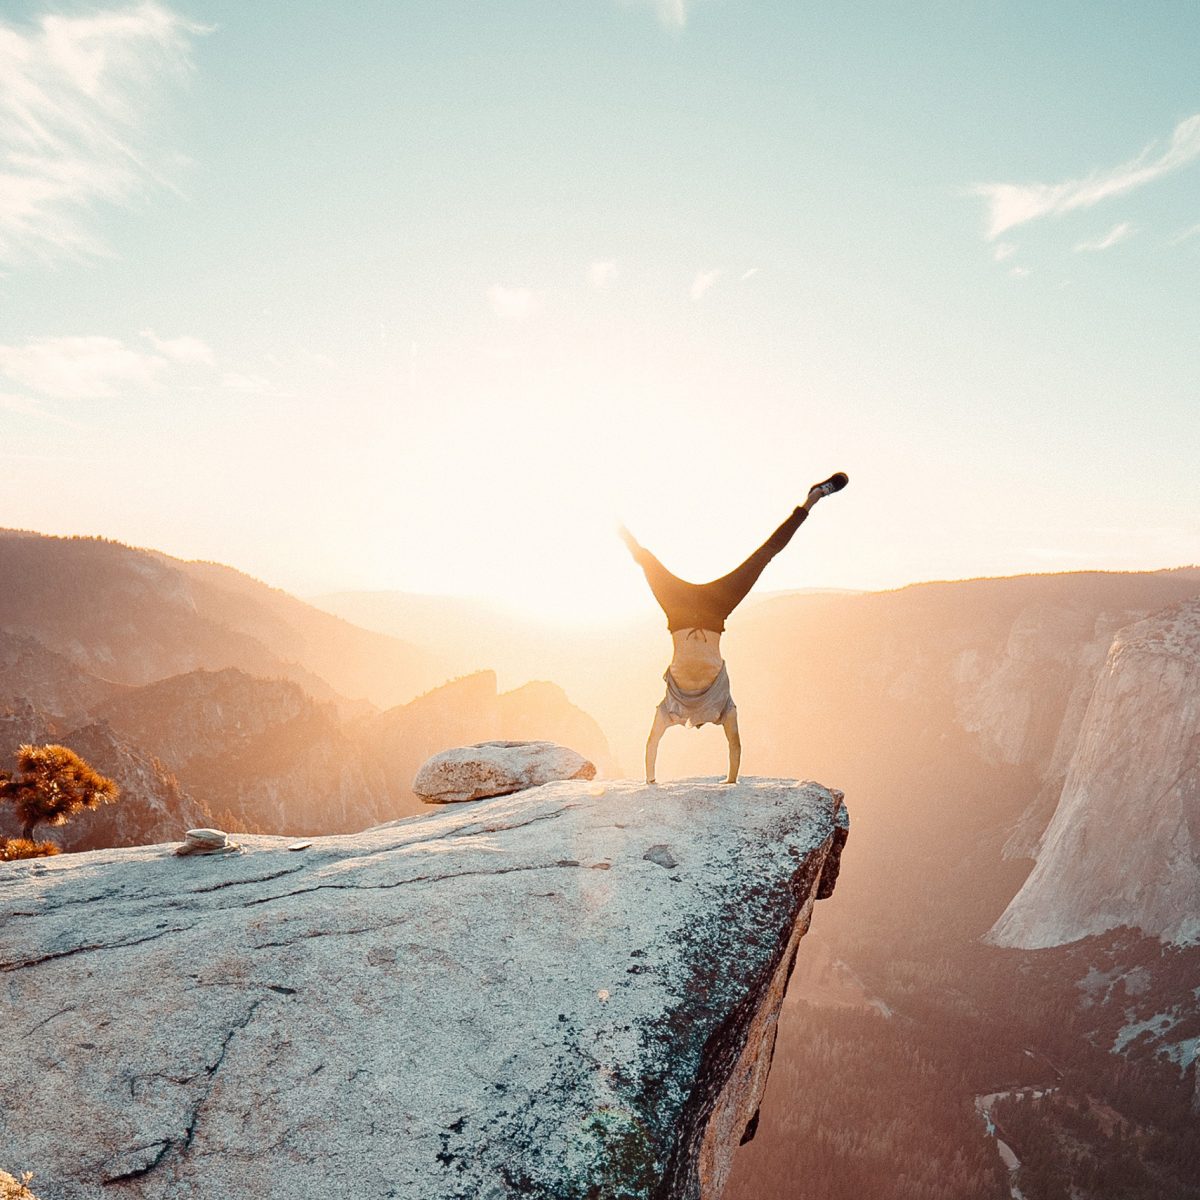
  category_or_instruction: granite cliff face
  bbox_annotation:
[0,777,846,1200]
[989,598,1200,948]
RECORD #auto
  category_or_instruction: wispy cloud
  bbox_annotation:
[0,334,165,398]
[0,2,207,263]
[690,269,720,300]
[973,113,1200,240]
[1009,266,1031,279]
[740,267,760,281]
[588,260,618,289]
[1170,222,1200,245]
[627,0,694,29]
[487,284,540,322]
[0,390,81,427]
[1074,221,1135,253]
[0,332,212,399]
[992,242,1017,262]
[220,371,280,395]
[139,328,214,365]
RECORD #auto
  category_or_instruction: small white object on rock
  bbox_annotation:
[414,740,596,804]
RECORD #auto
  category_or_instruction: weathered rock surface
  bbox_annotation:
[414,738,596,803]
[989,599,1200,947]
[0,776,846,1200]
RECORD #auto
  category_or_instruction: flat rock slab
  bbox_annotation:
[413,739,596,804]
[0,777,846,1200]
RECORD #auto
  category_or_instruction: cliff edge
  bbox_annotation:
[0,776,846,1200]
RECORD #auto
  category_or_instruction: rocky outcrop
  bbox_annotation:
[414,739,596,803]
[359,671,616,817]
[989,599,1200,947]
[0,776,846,1200]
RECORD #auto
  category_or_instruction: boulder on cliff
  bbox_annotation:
[413,738,596,803]
[0,776,846,1200]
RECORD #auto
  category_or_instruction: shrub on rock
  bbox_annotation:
[0,744,119,842]
[0,1170,39,1199]
[0,838,61,861]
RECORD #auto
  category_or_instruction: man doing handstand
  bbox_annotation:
[621,473,848,785]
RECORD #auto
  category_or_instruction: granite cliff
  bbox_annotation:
[989,598,1200,948]
[0,776,846,1200]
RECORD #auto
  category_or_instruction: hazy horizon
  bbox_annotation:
[4,521,1199,629]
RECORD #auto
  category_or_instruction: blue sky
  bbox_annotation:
[1,1,1196,616]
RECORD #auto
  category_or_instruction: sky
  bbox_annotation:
[0,0,1197,620]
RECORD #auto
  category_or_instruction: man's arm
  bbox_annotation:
[721,707,741,784]
[645,706,669,784]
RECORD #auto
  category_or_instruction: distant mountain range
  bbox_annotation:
[0,528,443,710]
[0,531,614,845]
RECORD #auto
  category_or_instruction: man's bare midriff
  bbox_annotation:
[668,628,724,691]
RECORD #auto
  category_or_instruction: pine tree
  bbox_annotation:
[0,744,119,842]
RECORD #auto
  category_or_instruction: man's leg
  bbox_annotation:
[620,526,700,624]
[721,708,741,785]
[645,706,670,784]
[701,473,848,620]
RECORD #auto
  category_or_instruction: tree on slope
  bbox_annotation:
[0,744,119,843]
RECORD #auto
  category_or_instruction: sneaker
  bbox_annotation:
[808,472,849,501]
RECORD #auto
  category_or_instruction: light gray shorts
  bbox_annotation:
[658,663,736,728]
